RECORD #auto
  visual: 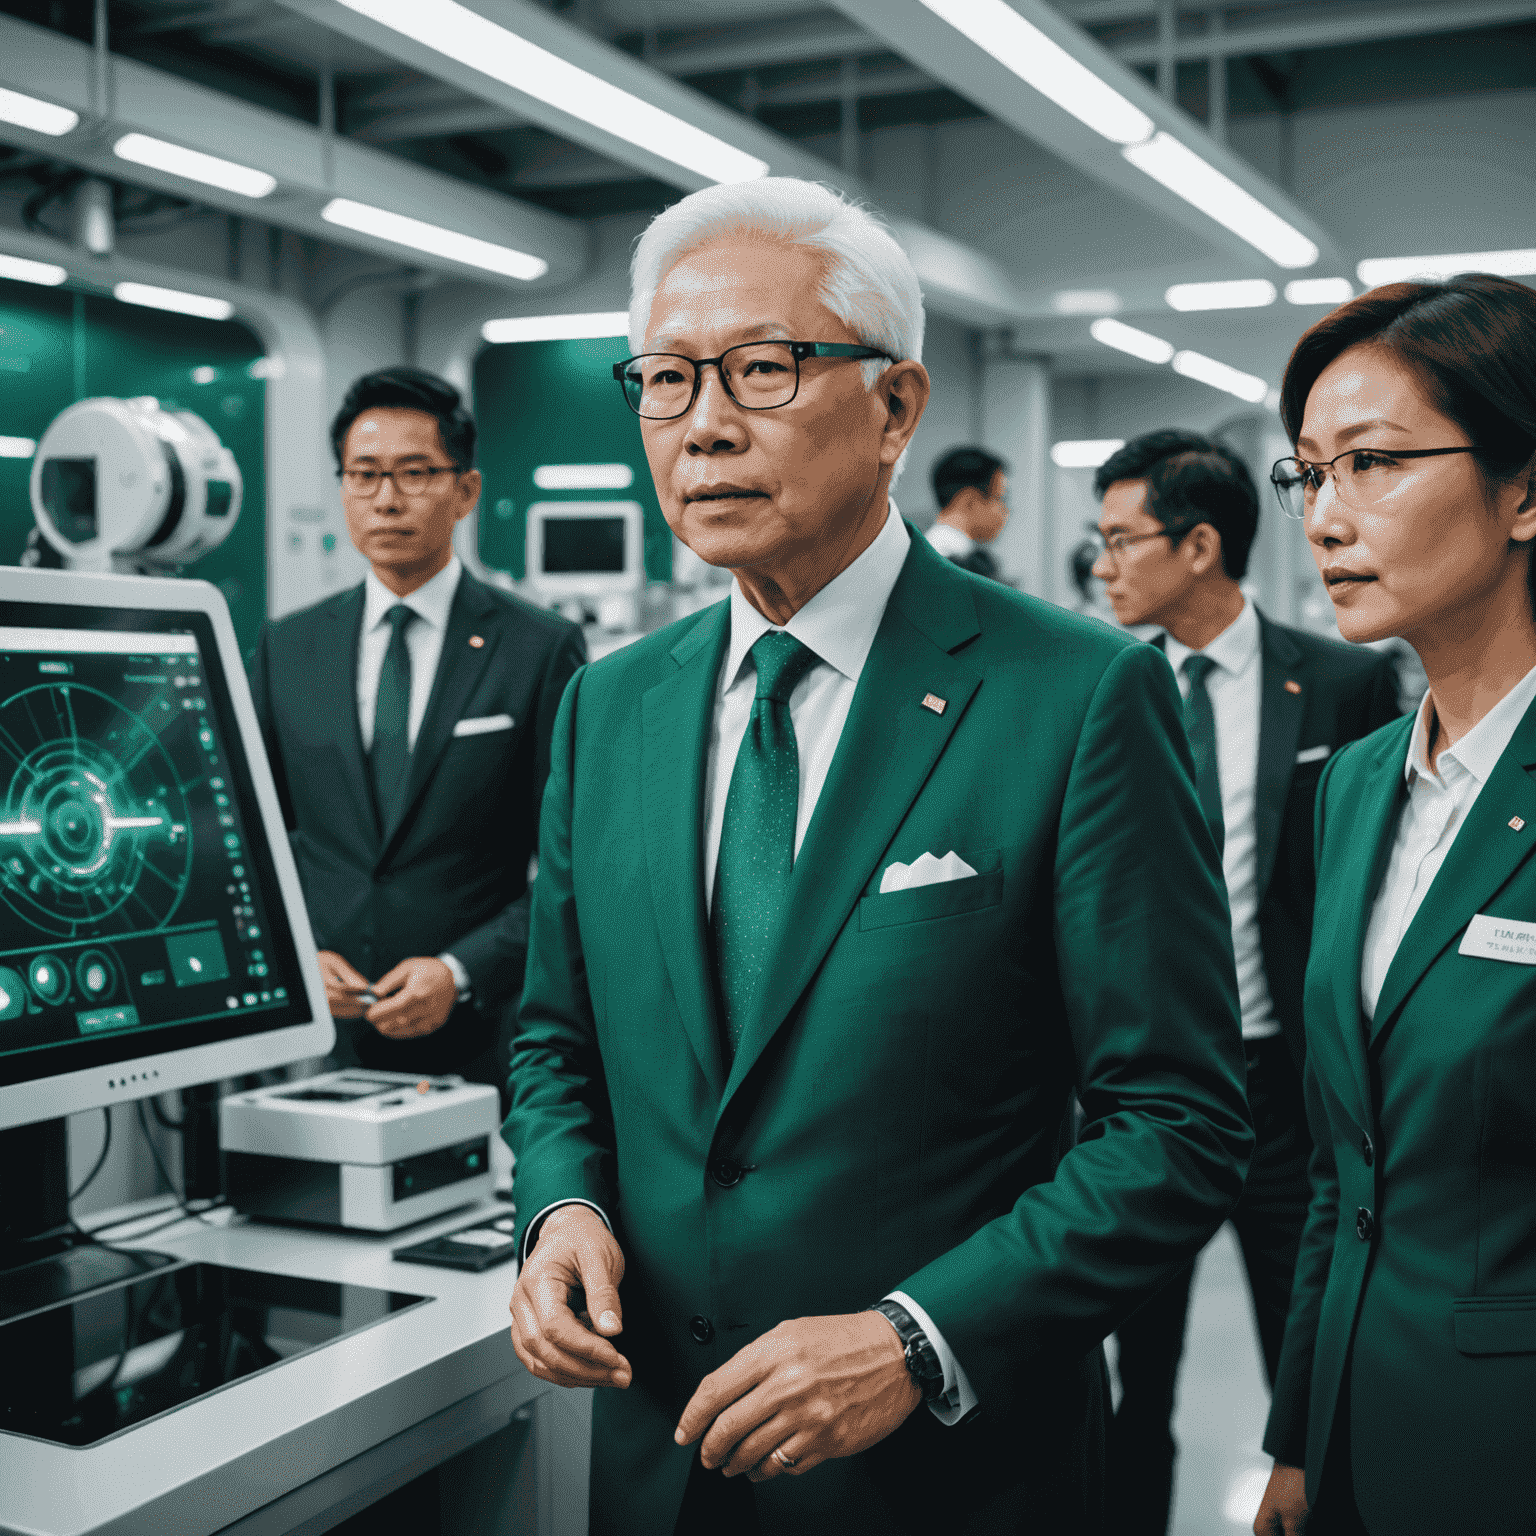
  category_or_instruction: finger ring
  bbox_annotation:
[771,1448,797,1470]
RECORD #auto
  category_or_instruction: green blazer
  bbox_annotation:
[508,531,1252,1534]
[1265,702,1536,1533]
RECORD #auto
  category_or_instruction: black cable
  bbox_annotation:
[149,1094,186,1132]
[135,1100,220,1227]
[67,1106,112,1203]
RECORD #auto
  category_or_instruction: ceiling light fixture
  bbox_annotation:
[0,86,79,137]
[322,198,548,281]
[333,0,769,184]
[1165,279,1277,311]
[1051,439,1125,469]
[1053,289,1121,316]
[533,463,635,490]
[1285,277,1354,306]
[1090,317,1175,365]
[918,0,1153,144]
[113,132,277,198]
[1125,134,1319,269]
[1357,249,1536,286]
[0,253,67,287]
[481,312,628,344]
[0,436,37,459]
[1172,349,1269,404]
[113,282,234,322]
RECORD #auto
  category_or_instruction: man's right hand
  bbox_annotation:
[509,1205,631,1390]
[1254,1461,1309,1535]
[317,950,371,1019]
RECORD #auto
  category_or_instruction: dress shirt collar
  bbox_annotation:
[363,555,462,634]
[1404,658,1536,789]
[723,504,911,688]
[926,520,975,561]
[1163,595,1259,680]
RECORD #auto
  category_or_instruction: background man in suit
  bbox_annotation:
[924,446,1009,579]
[250,366,584,1094]
[504,178,1252,1535]
[1090,430,1400,1535]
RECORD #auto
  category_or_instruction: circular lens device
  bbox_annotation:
[75,948,118,1001]
[29,953,70,1006]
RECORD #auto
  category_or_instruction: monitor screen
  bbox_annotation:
[0,601,310,1091]
[540,515,628,574]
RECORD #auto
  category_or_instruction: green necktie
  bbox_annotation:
[370,603,416,832]
[1182,652,1224,855]
[712,631,822,1058]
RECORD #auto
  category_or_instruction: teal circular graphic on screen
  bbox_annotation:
[28,953,69,1005]
[0,685,193,939]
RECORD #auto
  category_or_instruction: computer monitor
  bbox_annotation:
[524,500,645,602]
[0,567,332,1134]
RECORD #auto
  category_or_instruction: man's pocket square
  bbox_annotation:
[1295,744,1331,765]
[453,713,514,737]
[879,850,978,894]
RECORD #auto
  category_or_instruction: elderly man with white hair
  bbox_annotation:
[505,177,1251,1534]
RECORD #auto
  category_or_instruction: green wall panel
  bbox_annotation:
[473,336,671,582]
[0,277,267,649]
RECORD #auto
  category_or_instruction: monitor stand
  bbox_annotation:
[0,1119,174,1324]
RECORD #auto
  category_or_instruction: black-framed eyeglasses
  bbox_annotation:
[1269,446,1478,520]
[612,341,894,420]
[1083,521,1190,562]
[339,466,463,499]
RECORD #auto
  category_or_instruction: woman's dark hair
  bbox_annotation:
[329,365,476,471]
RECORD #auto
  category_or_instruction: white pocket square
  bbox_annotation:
[879,850,978,895]
[1295,744,1331,765]
[453,713,514,738]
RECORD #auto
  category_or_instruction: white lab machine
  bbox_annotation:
[524,498,644,628]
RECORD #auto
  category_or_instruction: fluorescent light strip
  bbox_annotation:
[0,86,78,137]
[1172,349,1268,405]
[1166,279,1276,311]
[482,313,629,344]
[0,253,67,287]
[533,463,634,491]
[1053,289,1121,316]
[335,0,769,184]
[1125,133,1318,269]
[1090,317,1175,365]
[113,132,276,199]
[919,0,1152,145]
[0,436,37,459]
[1357,249,1536,286]
[1051,439,1124,469]
[323,198,548,282]
[1285,277,1354,306]
[113,282,234,321]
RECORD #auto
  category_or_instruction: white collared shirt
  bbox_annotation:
[925,519,975,563]
[1361,661,1536,1021]
[357,556,462,752]
[1164,599,1279,1041]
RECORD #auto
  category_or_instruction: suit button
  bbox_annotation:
[1361,1134,1374,1167]
[1356,1207,1374,1241]
[689,1315,714,1344]
[709,1157,742,1189]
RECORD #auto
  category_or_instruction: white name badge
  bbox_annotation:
[1459,913,1536,965]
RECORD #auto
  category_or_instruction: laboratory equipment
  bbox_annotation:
[524,499,644,625]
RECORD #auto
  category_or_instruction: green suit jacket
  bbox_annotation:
[1265,702,1536,1533]
[508,531,1252,1534]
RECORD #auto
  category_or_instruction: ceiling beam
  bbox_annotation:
[645,15,878,78]
[351,103,526,142]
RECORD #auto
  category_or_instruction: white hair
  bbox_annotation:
[628,178,926,390]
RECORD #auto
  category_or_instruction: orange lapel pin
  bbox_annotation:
[469,635,485,648]
[1284,679,1302,695]
[921,693,947,715]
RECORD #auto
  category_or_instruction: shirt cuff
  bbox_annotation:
[437,951,472,1000]
[886,1289,978,1426]
[519,1198,612,1266]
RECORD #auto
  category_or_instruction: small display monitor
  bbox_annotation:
[525,500,644,601]
[0,568,332,1130]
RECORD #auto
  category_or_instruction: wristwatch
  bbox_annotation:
[870,1299,946,1403]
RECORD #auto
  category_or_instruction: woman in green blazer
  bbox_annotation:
[1255,273,1536,1535]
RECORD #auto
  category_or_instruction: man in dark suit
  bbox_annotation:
[1090,430,1400,1534]
[249,366,584,1092]
[924,446,1009,579]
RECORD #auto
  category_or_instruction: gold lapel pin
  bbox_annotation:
[1511,816,1526,831]
[921,693,947,715]
[1284,679,1302,695]
[468,634,485,648]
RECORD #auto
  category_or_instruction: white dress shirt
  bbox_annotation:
[357,556,462,752]
[924,519,974,563]
[1164,600,1280,1041]
[1361,661,1536,1021]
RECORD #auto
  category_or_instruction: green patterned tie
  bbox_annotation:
[712,631,822,1058]
[1182,653,1224,855]
[370,603,416,832]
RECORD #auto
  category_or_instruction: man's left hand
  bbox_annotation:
[366,957,459,1039]
[675,1310,922,1483]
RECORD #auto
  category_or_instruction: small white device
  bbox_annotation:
[31,396,242,573]
[525,499,644,615]
[221,1069,499,1231]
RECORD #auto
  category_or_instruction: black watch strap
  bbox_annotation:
[871,1299,946,1403]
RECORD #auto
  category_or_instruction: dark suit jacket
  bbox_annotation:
[1265,701,1536,1533]
[249,569,584,1073]
[1158,613,1400,1070]
[510,531,1252,1534]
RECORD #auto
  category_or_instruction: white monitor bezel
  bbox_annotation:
[525,500,645,599]
[0,567,334,1130]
